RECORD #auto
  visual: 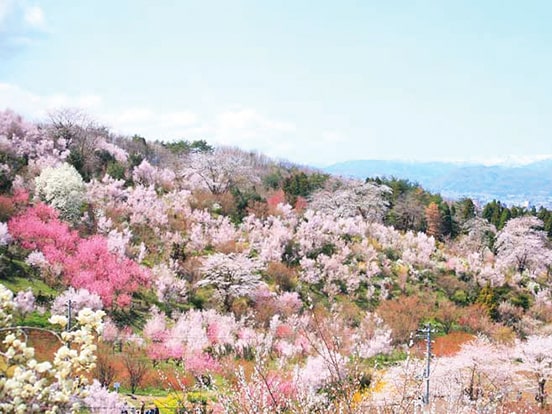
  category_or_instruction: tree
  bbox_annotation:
[456,197,476,222]
[94,344,117,388]
[283,171,329,205]
[47,109,108,181]
[0,109,70,172]
[388,191,426,231]
[163,139,213,155]
[458,217,496,256]
[197,253,263,311]
[182,147,261,194]
[495,216,552,275]
[425,202,442,239]
[376,295,431,345]
[64,235,150,308]
[309,180,391,222]
[439,202,457,238]
[34,163,86,222]
[432,336,516,410]
[516,335,552,408]
[482,200,505,229]
[123,347,149,394]
[9,203,150,308]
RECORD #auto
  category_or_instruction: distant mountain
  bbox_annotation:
[323,159,552,207]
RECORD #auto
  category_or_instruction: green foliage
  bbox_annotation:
[262,169,284,190]
[368,177,419,202]
[508,291,532,310]
[537,206,552,238]
[369,348,408,367]
[306,242,337,260]
[0,153,27,192]
[19,310,52,328]
[163,139,213,155]
[106,161,126,180]
[66,149,88,181]
[475,284,498,320]
[439,203,456,238]
[281,241,301,267]
[229,187,263,223]
[456,198,476,221]
[283,170,329,204]
[0,271,57,297]
[188,287,212,310]
[451,290,468,305]
[482,199,529,230]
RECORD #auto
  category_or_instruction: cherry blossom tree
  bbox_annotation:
[0,109,70,173]
[12,289,35,320]
[51,287,103,315]
[82,380,125,413]
[458,216,496,256]
[181,147,261,194]
[308,179,391,222]
[0,222,11,246]
[495,216,552,275]
[431,336,516,411]
[197,253,263,310]
[516,335,552,407]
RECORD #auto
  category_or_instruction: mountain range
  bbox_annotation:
[323,159,552,208]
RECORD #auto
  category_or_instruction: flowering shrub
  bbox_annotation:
[9,203,150,308]
[34,163,85,222]
[0,283,105,413]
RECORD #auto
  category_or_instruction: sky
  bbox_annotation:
[1,0,552,167]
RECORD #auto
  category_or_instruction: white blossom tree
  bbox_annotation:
[516,335,552,407]
[495,216,552,275]
[182,147,261,194]
[308,179,391,222]
[197,253,263,310]
[34,163,86,222]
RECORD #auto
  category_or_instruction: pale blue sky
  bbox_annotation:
[1,0,552,166]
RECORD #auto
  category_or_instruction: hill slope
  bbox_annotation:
[324,159,552,206]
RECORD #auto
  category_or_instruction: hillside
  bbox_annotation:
[2,109,552,413]
[325,159,552,207]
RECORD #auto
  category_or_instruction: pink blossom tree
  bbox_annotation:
[64,235,150,308]
[9,203,150,308]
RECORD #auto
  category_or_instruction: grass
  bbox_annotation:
[0,257,58,296]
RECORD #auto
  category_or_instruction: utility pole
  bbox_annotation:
[420,323,434,406]
[66,300,72,332]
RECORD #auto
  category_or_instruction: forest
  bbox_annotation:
[2,108,552,413]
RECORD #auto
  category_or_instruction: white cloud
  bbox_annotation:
[0,1,47,56]
[0,0,15,27]
[0,82,102,119]
[23,5,44,28]
[102,108,199,140]
[217,108,295,133]
[106,106,298,157]
[0,83,330,164]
